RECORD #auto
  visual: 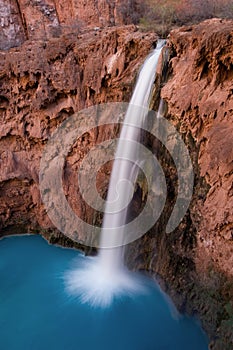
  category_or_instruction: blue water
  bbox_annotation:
[0,235,208,350]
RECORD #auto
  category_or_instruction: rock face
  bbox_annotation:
[164,21,233,350]
[126,18,233,350]
[0,25,157,238]
[163,18,233,279]
[0,0,142,50]
[0,0,26,50]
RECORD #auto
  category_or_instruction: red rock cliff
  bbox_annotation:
[0,0,142,50]
[163,20,233,350]
[126,18,233,350]
[0,25,157,237]
[162,19,233,280]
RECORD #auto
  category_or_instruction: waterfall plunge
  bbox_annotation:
[65,40,165,307]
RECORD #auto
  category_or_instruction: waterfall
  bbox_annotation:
[65,40,166,307]
[99,39,165,271]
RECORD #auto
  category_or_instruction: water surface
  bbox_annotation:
[0,235,208,350]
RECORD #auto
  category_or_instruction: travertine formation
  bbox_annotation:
[161,19,233,350]
[162,18,233,279]
[0,24,157,236]
[127,19,233,350]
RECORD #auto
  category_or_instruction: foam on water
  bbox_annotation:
[64,256,147,308]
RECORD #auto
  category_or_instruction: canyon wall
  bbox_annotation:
[0,24,157,243]
[0,0,142,50]
[163,18,233,279]
[126,18,233,350]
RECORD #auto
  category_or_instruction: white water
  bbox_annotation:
[99,40,165,270]
[65,40,165,307]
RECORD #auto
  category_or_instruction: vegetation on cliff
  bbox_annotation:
[138,0,233,35]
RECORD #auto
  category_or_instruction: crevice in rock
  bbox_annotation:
[15,0,29,40]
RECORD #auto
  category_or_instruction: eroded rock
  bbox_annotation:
[0,25,157,237]
[126,19,233,350]
[0,0,142,50]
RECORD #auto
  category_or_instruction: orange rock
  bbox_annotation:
[0,25,157,235]
[162,19,233,278]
